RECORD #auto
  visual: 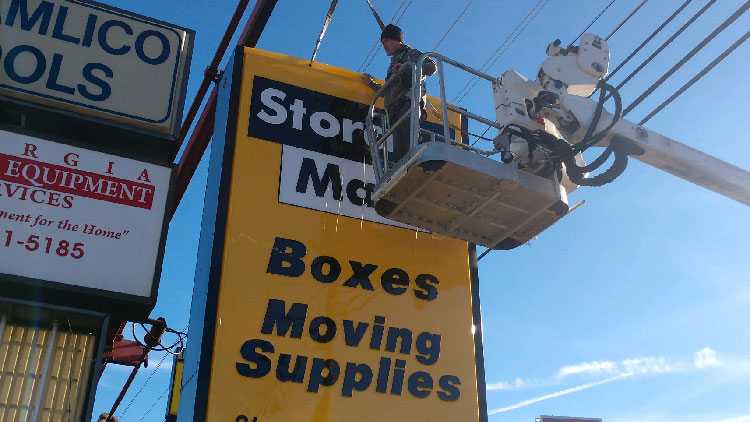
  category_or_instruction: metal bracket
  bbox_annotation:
[204,67,224,83]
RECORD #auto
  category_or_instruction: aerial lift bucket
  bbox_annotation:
[365,53,570,249]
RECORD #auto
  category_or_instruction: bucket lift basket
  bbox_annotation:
[365,53,570,249]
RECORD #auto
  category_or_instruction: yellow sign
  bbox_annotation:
[204,48,481,421]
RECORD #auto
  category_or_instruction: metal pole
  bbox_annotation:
[171,0,278,214]
[364,0,386,30]
[436,57,450,143]
[174,0,252,152]
[310,0,339,64]
[410,61,423,154]
[28,320,59,422]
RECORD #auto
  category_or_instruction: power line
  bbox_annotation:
[118,352,169,418]
[607,0,694,81]
[452,0,548,103]
[485,0,550,72]
[357,0,411,73]
[623,0,750,117]
[137,385,170,422]
[394,0,412,24]
[456,0,551,105]
[611,0,717,94]
[572,0,617,44]
[433,0,475,51]
[639,30,750,125]
[357,0,408,72]
[117,321,188,419]
[605,0,648,41]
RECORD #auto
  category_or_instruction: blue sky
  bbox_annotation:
[91,1,750,421]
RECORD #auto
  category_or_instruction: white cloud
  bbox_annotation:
[487,347,726,412]
[694,347,720,368]
[554,348,721,381]
[609,414,750,422]
[715,416,750,422]
[486,378,532,391]
[556,360,617,379]
[488,374,631,415]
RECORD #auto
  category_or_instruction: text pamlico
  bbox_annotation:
[1,0,173,102]
[235,237,462,402]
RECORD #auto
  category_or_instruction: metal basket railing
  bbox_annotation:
[365,52,505,185]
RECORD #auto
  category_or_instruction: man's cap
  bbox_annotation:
[381,24,403,43]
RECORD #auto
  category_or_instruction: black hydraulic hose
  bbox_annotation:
[574,80,607,153]
[572,81,622,154]
[565,141,629,187]
[589,82,623,147]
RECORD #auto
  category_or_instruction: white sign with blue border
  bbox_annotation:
[0,0,193,137]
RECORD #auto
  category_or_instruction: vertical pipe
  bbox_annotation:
[410,60,422,154]
[437,56,450,143]
[28,321,58,422]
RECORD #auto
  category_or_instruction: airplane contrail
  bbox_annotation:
[488,374,631,415]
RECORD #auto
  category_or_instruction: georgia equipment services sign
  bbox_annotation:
[0,129,171,308]
[194,48,483,421]
[0,0,193,137]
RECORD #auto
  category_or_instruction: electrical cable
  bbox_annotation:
[452,0,549,103]
[605,0,648,41]
[357,0,408,72]
[118,321,189,419]
[394,0,412,24]
[623,1,750,117]
[136,385,170,422]
[452,0,545,102]
[118,352,169,418]
[433,0,475,51]
[607,0,693,81]
[572,0,617,44]
[471,124,495,147]
[639,30,750,125]
[486,0,550,71]
[456,0,551,105]
[130,322,187,354]
[610,0,717,95]
[357,0,410,73]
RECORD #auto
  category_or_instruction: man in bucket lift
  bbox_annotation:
[363,24,437,161]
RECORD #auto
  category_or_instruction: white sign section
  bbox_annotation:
[0,130,171,297]
[0,0,193,136]
[279,145,419,230]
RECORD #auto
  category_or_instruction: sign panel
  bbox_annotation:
[196,49,481,421]
[0,129,171,299]
[0,0,193,137]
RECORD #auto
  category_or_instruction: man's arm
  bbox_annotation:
[407,48,437,77]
